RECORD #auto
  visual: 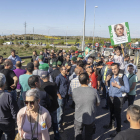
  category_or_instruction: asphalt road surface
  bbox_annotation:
[1,70,140,140]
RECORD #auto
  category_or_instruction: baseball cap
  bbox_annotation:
[27,62,34,71]
[71,56,77,62]
[52,62,57,68]
[78,55,83,58]
[57,61,62,66]
[75,51,78,54]
[106,62,114,65]
[39,55,44,60]
[40,71,49,79]
[0,73,6,84]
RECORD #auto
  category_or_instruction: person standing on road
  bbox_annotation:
[103,63,130,137]
[0,73,19,140]
[114,105,140,140]
[73,72,100,140]
[55,66,69,132]
[13,61,26,101]
[1,59,18,100]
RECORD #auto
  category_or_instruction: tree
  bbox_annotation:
[0,39,4,45]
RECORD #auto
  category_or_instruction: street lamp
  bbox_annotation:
[82,0,86,51]
[92,6,98,49]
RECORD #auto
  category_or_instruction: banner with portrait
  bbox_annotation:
[108,22,131,45]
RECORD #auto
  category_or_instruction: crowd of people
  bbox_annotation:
[0,46,139,140]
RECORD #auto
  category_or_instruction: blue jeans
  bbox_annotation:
[4,90,17,101]
[50,110,60,140]
[57,98,66,129]
[128,95,135,106]
[0,122,15,140]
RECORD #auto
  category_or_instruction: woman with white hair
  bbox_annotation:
[17,89,51,140]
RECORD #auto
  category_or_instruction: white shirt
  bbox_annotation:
[114,54,125,70]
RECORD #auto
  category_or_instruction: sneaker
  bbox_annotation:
[110,131,118,137]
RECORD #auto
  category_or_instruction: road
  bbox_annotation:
[1,70,140,140]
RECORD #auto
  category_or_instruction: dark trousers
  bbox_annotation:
[109,96,123,132]
[74,120,96,140]
[0,122,15,140]
[128,95,135,106]
[50,110,60,140]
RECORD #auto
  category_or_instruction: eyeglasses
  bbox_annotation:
[24,101,35,105]
[86,66,91,69]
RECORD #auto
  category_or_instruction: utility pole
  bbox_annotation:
[24,22,27,42]
[33,27,34,44]
[82,0,86,51]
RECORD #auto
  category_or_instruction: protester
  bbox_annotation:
[50,61,61,82]
[8,49,24,69]
[43,48,49,63]
[75,51,79,58]
[31,50,38,62]
[63,54,71,71]
[55,66,69,132]
[0,55,4,71]
[77,55,83,61]
[0,73,19,140]
[19,62,34,108]
[48,53,57,66]
[69,56,77,76]
[57,51,63,64]
[114,105,140,140]
[17,89,51,140]
[85,64,98,89]
[124,54,130,65]
[103,63,130,137]
[70,50,75,59]
[13,61,26,101]
[125,58,138,74]
[73,72,100,140]
[1,59,18,100]
[41,73,60,140]
[38,55,49,71]
[113,46,125,70]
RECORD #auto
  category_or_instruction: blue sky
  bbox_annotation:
[0,0,140,38]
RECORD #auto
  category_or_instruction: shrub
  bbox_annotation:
[0,39,4,45]
[70,46,78,51]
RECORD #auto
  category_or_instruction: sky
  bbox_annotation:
[0,0,140,38]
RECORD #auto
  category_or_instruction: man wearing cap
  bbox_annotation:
[77,55,83,61]
[38,55,49,71]
[70,50,75,59]
[50,61,62,82]
[19,62,34,108]
[41,73,60,140]
[1,59,18,101]
[55,66,69,132]
[0,73,19,140]
[48,53,57,66]
[69,56,77,76]
[75,51,79,58]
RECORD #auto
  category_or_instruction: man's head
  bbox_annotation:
[115,46,122,56]
[50,53,54,58]
[127,64,134,74]
[33,51,37,56]
[126,105,140,124]
[75,67,84,76]
[4,59,13,69]
[33,60,39,69]
[40,72,49,82]
[71,50,75,56]
[28,75,41,89]
[71,56,77,64]
[60,66,67,76]
[44,49,47,53]
[40,51,43,55]
[0,56,3,64]
[26,62,34,73]
[85,64,92,74]
[16,61,22,68]
[57,61,62,67]
[111,63,119,75]
[97,53,101,58]
[77,60,84,68]
[75,51,79,57]
[104,57,109,64]
[79,72,89,85]
[11,50,16,57]
[87,58,93,65]
[66,54,70,61]
[38,55,44,62]
[0,73,6,89]
[114,24,124,37]
[106,62,114,69]
[77,55,83,60]
[51,49,55,54]
[130,58,134,64]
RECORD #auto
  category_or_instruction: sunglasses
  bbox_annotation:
[24,101,35,105]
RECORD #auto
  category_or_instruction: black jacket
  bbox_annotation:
[42,81,59,112]
[0,91,19,124]
[50,68,60,82]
